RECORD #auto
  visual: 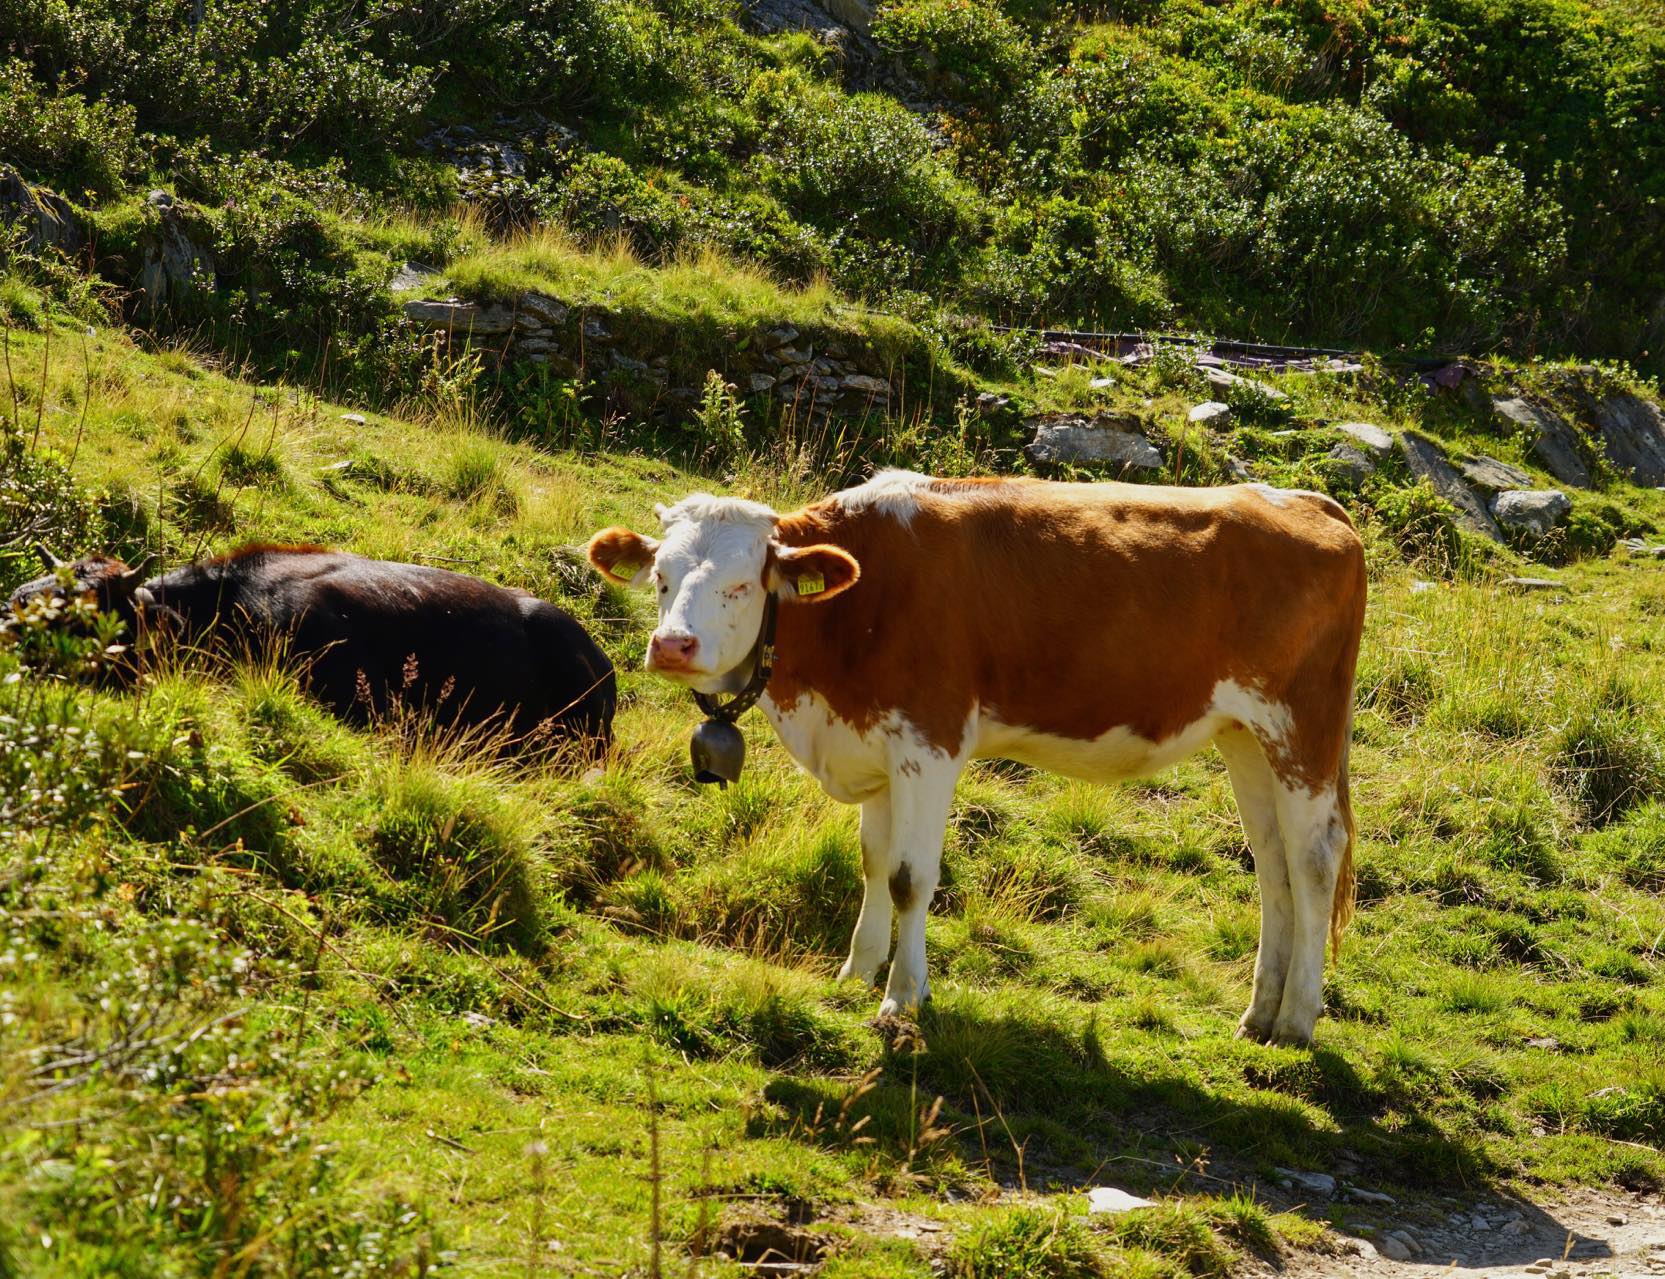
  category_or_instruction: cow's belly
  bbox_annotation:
[975,713,1223,782]
[761,692,895,804]
[974,678,1291,783]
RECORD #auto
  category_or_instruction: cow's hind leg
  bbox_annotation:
[878,762,959,1019]
[1270,782,1350,1046]
[838,791,894,985]
[1215,727,1295,1043]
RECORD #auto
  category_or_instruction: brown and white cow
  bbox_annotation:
[589,472,1366,1045]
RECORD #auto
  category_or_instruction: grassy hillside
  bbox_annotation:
[3,289,1664,1277]
[1,0,1662,383]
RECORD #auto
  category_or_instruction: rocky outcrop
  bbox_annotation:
[1493,397,1591,489]
[1024,411,1163,470]
[1326,444,1376,486]
[0,167,84,255]
[1187,401,1231,427]
[1399,431,1502,541]
[136,191,216,313]
[1333,422,1393,457]
[401,294,900,422]
[1460,454,1534,492]
[1492,489,1571,539]
[1591,393,1665,487]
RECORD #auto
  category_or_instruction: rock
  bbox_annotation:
[0,168,86,255]
[1410,579,1435,593]
[1502,1217,1533,1236]
[1326,444,1376,486]
[1343,1187,1396,1205]
[774,345,812,365]
[841,373,890,396]
[1188,401,1232,427]
[389,261,437,293]
[1224,456,1254,481]
[1494,398,1593,489]
[1502,577,1561,592]
[137,199,217,313]
[610,352,649,374]
[748,373,776,394]
[762,324,799,350]
[1377,1234,1413,1261]
[582,316,611,341]
[1524,1036,1561,1050]
[1492,489,1571,538]
[1607,1214,1627,1227]
[402,299,515,335]
[520,291,569,326]
[1086,1186,1154,1214]
[1040,339,1101,362]
[1384,1230,1421,1257]
[1024,412,1163,470]
[975,391,1009,417]
[1334,421,1394,456]
[514,337,557,355]
[1274,1168,1337,1198]
[1399,431,1503,541]
[340,412,367,425]
[1591,393,1665,486]
[1090,376,1115,390]
[1461,453,1535,491]
[1621,537,1665,558]
[1204,367,1287,402]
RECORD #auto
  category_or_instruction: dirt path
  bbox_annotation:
[1254,1188,1665,1279]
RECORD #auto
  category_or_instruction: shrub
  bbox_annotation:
[1552,706,1665,827]
[0,59,141,199]
[873,0,1037,105]
[1372,481,1461,571]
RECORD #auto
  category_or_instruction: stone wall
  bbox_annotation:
[400,294,902,424]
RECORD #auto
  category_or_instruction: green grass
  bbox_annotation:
[4,313,1665,1276]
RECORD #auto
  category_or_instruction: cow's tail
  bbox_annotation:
[1330,717,1357,961]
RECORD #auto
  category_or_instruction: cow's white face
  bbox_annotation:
[588,495,859,695]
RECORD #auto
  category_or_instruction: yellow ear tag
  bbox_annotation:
[796,573,825,597]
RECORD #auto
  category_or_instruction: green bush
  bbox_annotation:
[0,59,141,199]
[873,0,1037,105]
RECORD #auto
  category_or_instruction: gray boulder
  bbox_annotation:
[1591,393,1665,486]
[0,167,85,254]
[1493,397,1591,489]
[1204,367,1287,402]
[1491,489,1571,539]
[1460,454,1534,492]
[1399,431,1502,541]
[401,298,516,335]
[1187,401,1232,428]
[1333,421,1393,456]
[137,194,216,313]
[1025,412,1163,470]
[1326,444,1376,486]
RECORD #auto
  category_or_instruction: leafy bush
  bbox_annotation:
[873,0,1037,105]
[0,59,141,199]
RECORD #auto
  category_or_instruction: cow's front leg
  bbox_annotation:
[838,791,893,985]
[877,762,960,1019]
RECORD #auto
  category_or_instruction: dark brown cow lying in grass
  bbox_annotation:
[8,544,616,756]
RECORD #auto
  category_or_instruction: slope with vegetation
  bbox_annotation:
[2,0,1665,1275]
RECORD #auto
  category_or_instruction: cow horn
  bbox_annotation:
[35,544,66,570]
[116,554,156,594]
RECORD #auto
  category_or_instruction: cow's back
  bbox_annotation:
[148,548,615,750]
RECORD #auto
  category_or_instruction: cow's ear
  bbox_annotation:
[587,527,659,587]
[769,543,860,603]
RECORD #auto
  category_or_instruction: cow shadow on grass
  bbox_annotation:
[750,999,1632,1270]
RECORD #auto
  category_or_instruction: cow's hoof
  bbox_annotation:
[836,960,878,986]
[1268,1023,1315,1049]
[1235,1020,1274,1044]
